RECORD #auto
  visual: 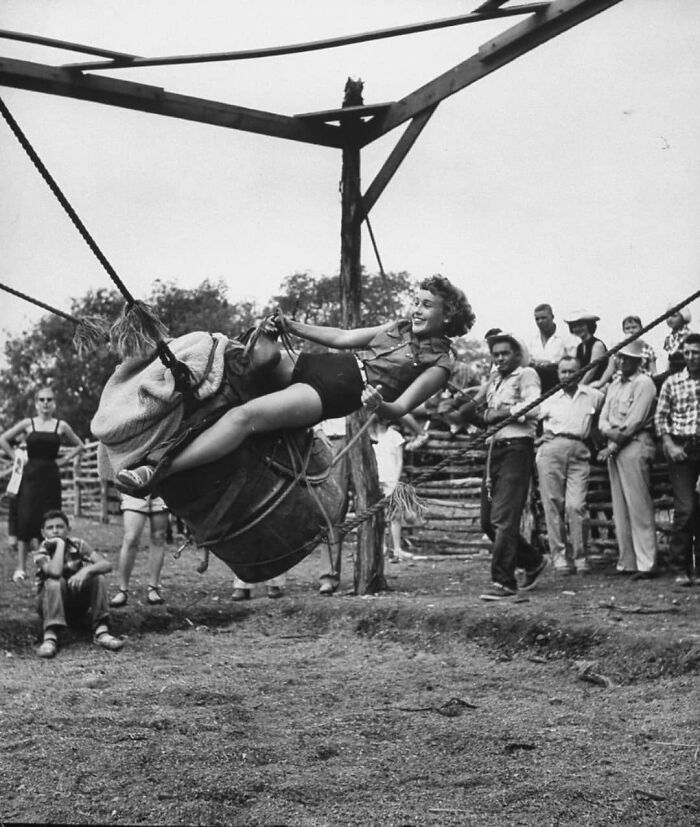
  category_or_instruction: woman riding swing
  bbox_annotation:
[116,276,475,495]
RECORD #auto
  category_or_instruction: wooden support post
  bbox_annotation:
[338,78,386,595]
[72,455,81,518]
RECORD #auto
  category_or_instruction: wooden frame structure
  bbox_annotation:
[0,0,624,592]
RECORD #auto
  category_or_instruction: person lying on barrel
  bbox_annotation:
[116,275,475,494]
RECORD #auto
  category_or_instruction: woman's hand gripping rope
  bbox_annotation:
[361,385,384,413]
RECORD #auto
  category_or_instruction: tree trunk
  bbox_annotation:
[338,78,386,594]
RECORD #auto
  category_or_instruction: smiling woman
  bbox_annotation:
[111,275,474,495]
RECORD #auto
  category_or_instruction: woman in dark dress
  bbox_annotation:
[0,387,83,582]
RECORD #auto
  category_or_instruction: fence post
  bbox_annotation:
[72,454,81,518]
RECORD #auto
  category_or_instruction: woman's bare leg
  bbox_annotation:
[166,383,324,475]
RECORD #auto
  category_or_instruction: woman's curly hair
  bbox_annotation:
[419,275,475,337]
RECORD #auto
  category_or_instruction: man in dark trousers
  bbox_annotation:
[655,333,700,585]
[449,333,548,600]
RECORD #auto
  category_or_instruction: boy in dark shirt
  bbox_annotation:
[33,509,124,658]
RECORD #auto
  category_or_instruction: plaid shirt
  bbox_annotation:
[655,368,700,438]
[663,325,691,355]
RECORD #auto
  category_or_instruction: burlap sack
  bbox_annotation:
[91,331,228,473]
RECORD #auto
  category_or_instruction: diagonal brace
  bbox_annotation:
[357,105,438,223]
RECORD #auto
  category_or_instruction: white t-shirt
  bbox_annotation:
[528,327,578,365]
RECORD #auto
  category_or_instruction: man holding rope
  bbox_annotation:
[449,334,549,601]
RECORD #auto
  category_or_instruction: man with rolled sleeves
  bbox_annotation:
[536,356,604,575]
[476,334,548,600]
[597,340,658,578]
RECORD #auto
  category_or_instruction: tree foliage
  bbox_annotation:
[271,269,416,328]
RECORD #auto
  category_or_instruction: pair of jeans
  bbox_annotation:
[667,446,700,577]
[481,440,542,590]
[37,574,110,632]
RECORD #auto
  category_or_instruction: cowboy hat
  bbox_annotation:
[564,309,600,324]
[617,339,645,359]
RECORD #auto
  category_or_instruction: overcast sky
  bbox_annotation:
[1,0,698,366]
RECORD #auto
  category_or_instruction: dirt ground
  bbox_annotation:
[1,518,699,826]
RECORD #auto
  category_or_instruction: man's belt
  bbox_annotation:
[491,437,534,447]
[551,432,586,442]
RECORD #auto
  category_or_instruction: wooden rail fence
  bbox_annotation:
[404,429,677,566]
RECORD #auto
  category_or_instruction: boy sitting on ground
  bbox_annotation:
[34,509,124,659]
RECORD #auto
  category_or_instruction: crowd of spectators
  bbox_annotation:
[434,303,699,600]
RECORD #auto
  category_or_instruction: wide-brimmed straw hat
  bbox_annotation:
[564,309,600,324]
[618,339,646,359]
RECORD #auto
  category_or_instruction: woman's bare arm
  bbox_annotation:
[368,366,449,420]
[283,316,394,350]
[57,422,85,466]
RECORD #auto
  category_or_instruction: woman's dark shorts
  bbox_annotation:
[291,352,364,419]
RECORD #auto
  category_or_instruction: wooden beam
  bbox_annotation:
[63,5,550,72]
[295,102,392,124]
[360,0,623,144]
[358,105,437,221]
[474,0,511,11]
[0,56,342,147]
[0,29,140,60]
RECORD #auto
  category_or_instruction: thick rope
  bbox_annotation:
[329,413,376,468]
[0,95,136,307]
[0,95,190,386]
[0,280,79,324]
[0,280,110,355]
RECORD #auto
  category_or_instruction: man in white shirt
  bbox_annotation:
[536,356,604,574]
[529,304,578,392]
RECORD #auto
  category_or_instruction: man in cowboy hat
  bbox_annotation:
[597,339,658,578]
[474,333,548,600]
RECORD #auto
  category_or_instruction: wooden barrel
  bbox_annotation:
[158,428,346,582]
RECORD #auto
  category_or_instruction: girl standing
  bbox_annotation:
[0,387,84,582]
